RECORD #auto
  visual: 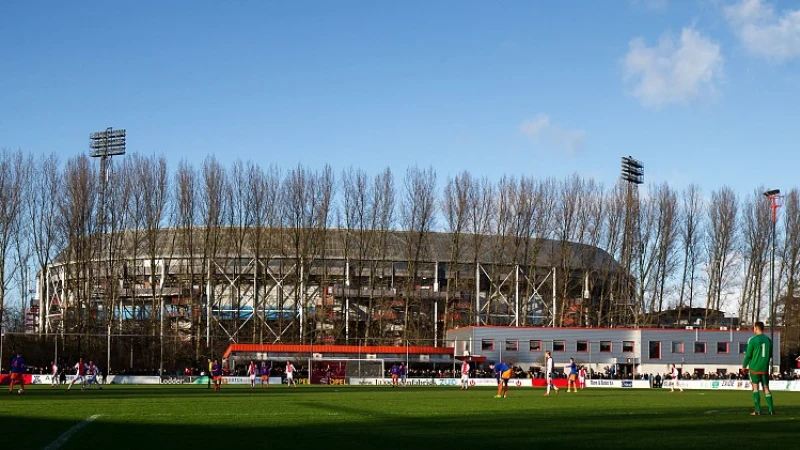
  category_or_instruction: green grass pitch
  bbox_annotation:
[1,385,797,449]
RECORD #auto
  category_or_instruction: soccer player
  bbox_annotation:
[285,361,297,387]
[742,321,774,415]
[67,358,86,391]
[211,359,222,392]
[491,361,512,398]
[670,364,683,393]
[566,357,578,392]
[86,360,102,389]
[578,366,587,390]
[9,352,26,394]
[325,364,334,385]
[207,359,213,389]
[247,360,257,390]
[260,361,271,388]
[400,362,408,387]
[50,361,59,387]
[390,363,400,387]
[544,351,559,396]
[460,359,470,390]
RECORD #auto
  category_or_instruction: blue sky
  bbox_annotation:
[2,0,799,196]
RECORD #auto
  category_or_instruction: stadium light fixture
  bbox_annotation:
[90,128,127,157]
[620,156,644,185]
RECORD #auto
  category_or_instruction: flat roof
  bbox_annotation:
[223,343,454,359]
[446,325,780,334]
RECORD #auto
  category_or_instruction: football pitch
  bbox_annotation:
[1,385,797,449]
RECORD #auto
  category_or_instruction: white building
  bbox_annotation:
[446,325,781,377]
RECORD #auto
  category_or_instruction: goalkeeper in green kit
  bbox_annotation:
[741,321,774,416]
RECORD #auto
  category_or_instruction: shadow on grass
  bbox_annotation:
[0,387,796,449]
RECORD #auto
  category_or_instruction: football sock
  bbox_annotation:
[752,391,761,413]
[765,393,773,413]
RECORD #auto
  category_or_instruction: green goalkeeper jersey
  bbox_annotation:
[742,333,772,374]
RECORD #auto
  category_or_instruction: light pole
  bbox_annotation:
[763,188,782,371]
[90,128,126,377]
[620,156,644,326]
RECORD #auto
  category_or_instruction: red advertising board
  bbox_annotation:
[0,374,33,385]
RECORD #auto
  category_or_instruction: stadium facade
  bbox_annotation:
[34,227,632,348]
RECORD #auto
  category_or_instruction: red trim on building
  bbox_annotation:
[222,344,454,359]
[446,325,781,334]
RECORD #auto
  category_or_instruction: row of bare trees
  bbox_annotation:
[1,148,799,367]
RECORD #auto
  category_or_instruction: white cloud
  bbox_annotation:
[725,0,800,62]
[519,114,586,155]
[623,27,724,109]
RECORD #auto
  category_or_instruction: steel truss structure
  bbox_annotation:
[35,229,632,346]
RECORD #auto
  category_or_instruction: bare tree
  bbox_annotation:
[676,185,704,326]
[442,172,471,331]
[138,155,170,372]
[246,163,281,344]
[171,160,200,358]
[601,182,628,326]
[466,176,494,325]
[0,150,26,342]
[368,168,395,344]
[57,155,99,354]
[399,166,436,343]
[26,154,63,335]
[200,156,227,348]
[739,188,771,325]
[648,183,679,323]
[575,179,606,326]
[704,187,739,325]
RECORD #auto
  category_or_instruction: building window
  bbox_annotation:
[739,342,747,354]
[600,341,612,352]
[576,341,589,352]
[481,339,494,351]
[717,342,729,354]
[694,342,706,354]
[623,341,634,352]
[529,340,541,352]
[553,340,566,352]
[671,341,684,354]
[649,341,661,359]
[505,340,518,351]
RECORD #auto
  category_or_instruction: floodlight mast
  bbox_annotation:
[90,127,126,378]
[619,156,644,329]
[763,188,782,374]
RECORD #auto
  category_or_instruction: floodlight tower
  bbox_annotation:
[620,156,644,327]
[90,127,126,377]
[763,188,782,370]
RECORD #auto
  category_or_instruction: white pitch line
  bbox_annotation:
[43,414,101,450]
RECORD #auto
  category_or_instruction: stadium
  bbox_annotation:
[33,226,631,368]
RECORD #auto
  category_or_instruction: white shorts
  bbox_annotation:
[460,374,469,383]
[249,374,255,380]
[286,373,294,380]
[579,376,585,384]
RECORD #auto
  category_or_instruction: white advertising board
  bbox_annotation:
[662,379,800,391]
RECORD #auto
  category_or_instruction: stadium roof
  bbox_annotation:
[60,227,621,272]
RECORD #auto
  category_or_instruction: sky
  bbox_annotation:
[2,0,800,198]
